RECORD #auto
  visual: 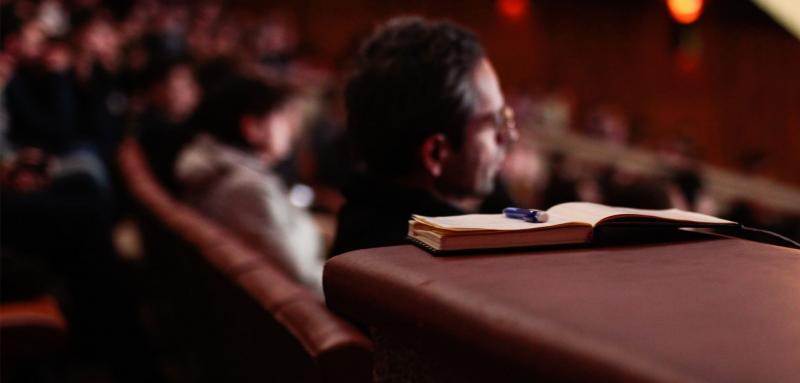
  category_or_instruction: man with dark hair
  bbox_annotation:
[136,59,200,192]
[175,76,326,295]
[331,17,518,255]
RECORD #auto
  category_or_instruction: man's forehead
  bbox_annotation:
[471,58,505,113]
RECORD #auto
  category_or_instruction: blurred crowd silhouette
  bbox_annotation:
[2,0,799,381]
[1,1,345,381]
[503,93,800,242]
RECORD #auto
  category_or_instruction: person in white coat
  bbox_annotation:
[175,76,325,296]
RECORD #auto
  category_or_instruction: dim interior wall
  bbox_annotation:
[267,0,800,186]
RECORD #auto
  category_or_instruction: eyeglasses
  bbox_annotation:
[495,105,516,138]
[472,105,518,142]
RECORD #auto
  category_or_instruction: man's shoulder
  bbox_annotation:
[330,203,412,257]
[330,177,465,256]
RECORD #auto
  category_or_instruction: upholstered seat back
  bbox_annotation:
[118,138,372,382]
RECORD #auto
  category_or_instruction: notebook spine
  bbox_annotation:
[406,236,443,255]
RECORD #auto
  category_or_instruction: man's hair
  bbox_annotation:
[345,17,485,176]
[193,76,290,149]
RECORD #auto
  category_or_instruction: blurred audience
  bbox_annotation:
[721,151,800,240]
[134,59,200,191]
[1,0,335,380]
[587,107,672,209]
[0,148,159,382]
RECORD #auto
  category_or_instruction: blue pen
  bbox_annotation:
[503,207,549,223]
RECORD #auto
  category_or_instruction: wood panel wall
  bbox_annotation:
[253,0,800,186]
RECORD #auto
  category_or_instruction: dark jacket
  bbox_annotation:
[330,174,465,256]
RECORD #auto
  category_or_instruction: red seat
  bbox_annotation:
[0,295,67,358]
[117,137,373,382]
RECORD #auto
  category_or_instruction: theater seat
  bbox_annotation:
[0,294,67,381]
[0,295,67,358]
[117,137,372,382]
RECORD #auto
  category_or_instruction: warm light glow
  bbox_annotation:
[667,0,704,24]
[498,0,529,20]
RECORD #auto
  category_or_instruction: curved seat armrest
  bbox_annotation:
[0,295,68,357]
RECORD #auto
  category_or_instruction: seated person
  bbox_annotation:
[175,76,325,296]
[0,147,160,381]
[135,59,201,193]
[331,17,518,255]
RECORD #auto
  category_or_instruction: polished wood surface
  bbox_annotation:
[325,238,800,382]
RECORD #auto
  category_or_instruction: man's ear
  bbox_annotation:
[420,133,451,178]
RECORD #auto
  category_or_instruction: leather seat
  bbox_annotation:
[118,137,373,382]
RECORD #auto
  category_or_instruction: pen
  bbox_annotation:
[503,207,549,223]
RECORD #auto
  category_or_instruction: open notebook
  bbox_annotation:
[407,202,738,253]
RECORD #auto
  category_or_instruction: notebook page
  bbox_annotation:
[412,213,586,232]
[547,202,624,225]
[547,202,735,226]
[602,206,735,224]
